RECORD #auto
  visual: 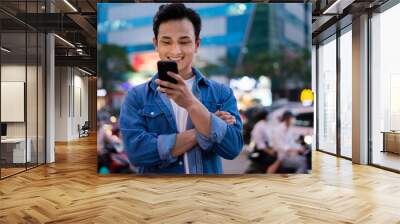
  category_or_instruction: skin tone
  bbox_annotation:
[267,160,281,174]
[153,18,236,158]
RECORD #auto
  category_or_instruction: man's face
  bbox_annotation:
[153,18,200,76]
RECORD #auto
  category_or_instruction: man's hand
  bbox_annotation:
[171,129,197,157]
[156,72,211,136]
[155,71,198,109]
[215,110,236,125]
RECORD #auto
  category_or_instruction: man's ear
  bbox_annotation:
[153,37,158,51]
[194,38,201,53]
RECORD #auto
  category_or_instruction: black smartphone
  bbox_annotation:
[157,60,178,87]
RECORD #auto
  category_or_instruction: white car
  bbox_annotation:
[268,103,314,144]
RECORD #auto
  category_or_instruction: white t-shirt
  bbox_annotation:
[270,122,302,159]
[170,76,196,133]
[251,120,272,150]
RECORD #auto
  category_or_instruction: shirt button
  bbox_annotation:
[179,161,183,166]
[150,112,154,116]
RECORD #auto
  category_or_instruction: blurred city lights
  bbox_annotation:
[300,89,314,106]
[110,116,117,123]
[97,89,107,97]
[230,76,256,91]
[304,135,313,145]
[228,3,247,16]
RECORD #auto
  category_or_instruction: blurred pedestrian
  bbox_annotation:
[268,111,307,173]
[246,109,277,173]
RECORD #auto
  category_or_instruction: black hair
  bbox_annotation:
[153,3,202,40]
[256,109,269,122]
[281,110,294,122]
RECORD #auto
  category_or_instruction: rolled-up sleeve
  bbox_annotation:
[196,113,227,150]
[120,89,177,167]
[196,87,243,160]
[157,133,178,164]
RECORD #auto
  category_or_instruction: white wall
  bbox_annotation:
[54,67,89,141]
[1,64,46,164]
[54,66,68,141]
[1,65,29,138]
[1,65,26,142]
[72,72,89,138]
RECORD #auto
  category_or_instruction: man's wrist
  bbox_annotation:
[186,98,201,114]
[182,129,197,148]
[189,129,197,144]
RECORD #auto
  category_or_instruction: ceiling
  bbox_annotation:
[312,0,389,43]
[0,0,97,74]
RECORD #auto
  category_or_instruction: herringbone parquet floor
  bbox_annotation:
[1,135,400,224]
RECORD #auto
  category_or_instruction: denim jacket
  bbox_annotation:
[119,67,243,174]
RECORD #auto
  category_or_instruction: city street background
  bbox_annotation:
[97,3,312,174]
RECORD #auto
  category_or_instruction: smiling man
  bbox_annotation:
[120,3,243,174]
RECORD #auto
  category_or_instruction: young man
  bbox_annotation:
[119,3,243,174]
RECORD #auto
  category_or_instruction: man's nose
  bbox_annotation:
[169,43,182,55]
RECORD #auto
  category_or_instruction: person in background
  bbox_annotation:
[268,111,307,174]
[246,109,277,173]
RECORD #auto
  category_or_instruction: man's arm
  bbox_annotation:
[156,72,236,136]
[170,111,235,157]
[171,129,197,157]
[171,110,236,157]
[120,89,194,167]
[156,73,243,160]
[195,87,244,160]
[186,100,212,136]
[156,73,211,136]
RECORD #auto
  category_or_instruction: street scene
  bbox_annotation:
[97,3,312,174]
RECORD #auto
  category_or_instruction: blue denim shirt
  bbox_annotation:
[119,67,243,174]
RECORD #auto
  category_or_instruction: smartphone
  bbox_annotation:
[157,60,178,87]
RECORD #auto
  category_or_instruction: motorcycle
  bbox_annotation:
[245,135,311,174]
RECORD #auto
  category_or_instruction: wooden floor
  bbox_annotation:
[1,167,26,178]
[1,135,400,223]
[1,164,44,178]
[373,151,400,171]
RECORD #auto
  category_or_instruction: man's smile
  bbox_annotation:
[167,56,184,62]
